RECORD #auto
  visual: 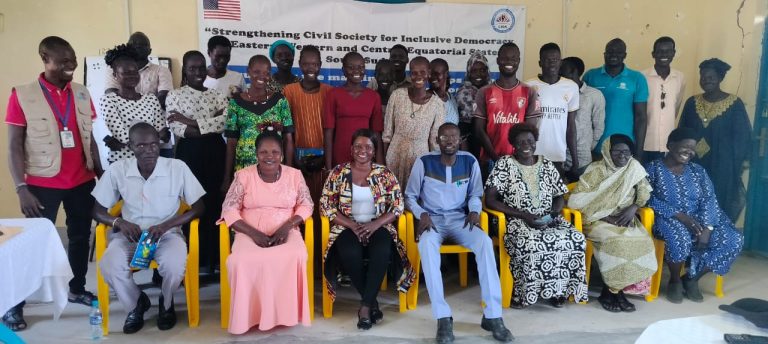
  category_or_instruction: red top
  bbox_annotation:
[322,87,383,167]
[473,83,533,160]
[5,74,97,189]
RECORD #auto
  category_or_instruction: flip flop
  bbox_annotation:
[2,308,27,332]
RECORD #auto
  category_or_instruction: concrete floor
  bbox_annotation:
[13,249,768,344]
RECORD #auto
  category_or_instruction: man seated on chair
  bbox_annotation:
[405,122,512,344]
[91,122,205,334]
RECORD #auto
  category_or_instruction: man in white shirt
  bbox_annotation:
[92,123,204,334]
[641,36,685,164]
[526,43,579,173]
[203,35,246,98]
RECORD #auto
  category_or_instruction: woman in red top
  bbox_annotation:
[323,52,384,170]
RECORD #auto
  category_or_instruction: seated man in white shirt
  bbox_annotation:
[91,122,205,334]
[405,123,511,344]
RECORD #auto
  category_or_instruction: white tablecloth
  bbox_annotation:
[0,218,73,319]
[636,313,768,344]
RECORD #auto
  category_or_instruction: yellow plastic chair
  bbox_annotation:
[404,210,490,310]
[95,200,200,335]
[483,205,584,308]
[218,218,314,329]
[320,215,407,318]
[646,233,725,301]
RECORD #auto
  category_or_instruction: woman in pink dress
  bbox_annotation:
[220,130,314,334]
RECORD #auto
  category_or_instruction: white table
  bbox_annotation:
[0,218,73,320]
[636,313,768,344]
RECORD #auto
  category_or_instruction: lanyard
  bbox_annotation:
[38,80,73,130]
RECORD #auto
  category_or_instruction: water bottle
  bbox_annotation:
[89,300,103,340]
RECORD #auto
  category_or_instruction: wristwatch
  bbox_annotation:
[705,225,714,231]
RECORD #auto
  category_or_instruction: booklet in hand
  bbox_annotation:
[130,231,158,269]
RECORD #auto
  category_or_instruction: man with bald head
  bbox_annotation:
[5,36,102,331]
[584,38,649,161]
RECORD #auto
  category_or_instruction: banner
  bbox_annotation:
[198,0,526,91]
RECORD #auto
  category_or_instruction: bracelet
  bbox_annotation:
[14,183,28,192]
[112,217,121,228]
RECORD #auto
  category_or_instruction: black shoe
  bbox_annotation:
[682,277,704,303]
[157,295,177,331]
[436,317,455,344]
[481,316,514,342]
[356,307,372,330]
[1,305,27,332]
[123,292,150,334]
[666,281,684,304]
[68,290,96,306]
[370,307,383,324]
[549,296,566,308]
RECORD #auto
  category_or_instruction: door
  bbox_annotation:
[744,21,768,255]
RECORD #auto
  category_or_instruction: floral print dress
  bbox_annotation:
[224,93,294,170]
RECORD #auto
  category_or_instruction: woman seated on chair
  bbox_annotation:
[645,127,743,304]
[484,123,588,309]
[568,134,657,313]
[319,128,415,330]
[220,130,314,334]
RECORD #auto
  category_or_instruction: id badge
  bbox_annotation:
[60,129,76,148]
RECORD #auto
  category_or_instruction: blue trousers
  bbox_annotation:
[417,214,502,319]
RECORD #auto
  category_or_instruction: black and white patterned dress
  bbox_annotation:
[99,93,165,163]
[486,156,588,306]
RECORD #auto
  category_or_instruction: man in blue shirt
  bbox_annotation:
[584,38,649,161]
[405,123,511,343]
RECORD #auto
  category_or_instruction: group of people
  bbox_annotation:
[3,31,748,344]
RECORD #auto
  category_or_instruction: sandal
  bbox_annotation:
[2,307,27,331]
[68,290,96,306]
[616,291,636,312]
[598,289,622,313]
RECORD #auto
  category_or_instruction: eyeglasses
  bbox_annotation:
[660,84,667,109]
[610,149,632,157]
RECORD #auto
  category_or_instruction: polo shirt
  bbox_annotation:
[583,65,648,150]
[91,157,205,230]
[641,67,685,152]
[5,74,97,189]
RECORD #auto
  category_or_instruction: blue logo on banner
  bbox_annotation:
[491,8,515,33]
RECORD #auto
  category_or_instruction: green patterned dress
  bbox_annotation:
[224,93,294,170]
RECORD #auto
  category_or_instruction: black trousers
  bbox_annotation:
[176,134,225,270]
[333,228,392,307]
[27,180,96,293]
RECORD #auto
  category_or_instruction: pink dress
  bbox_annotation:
[221,165,314,334]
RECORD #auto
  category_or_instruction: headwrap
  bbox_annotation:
[464,51,490,86]
[269,40,295,62]
[568,135,650,223]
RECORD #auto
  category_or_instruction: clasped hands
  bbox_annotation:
[676,212,711,250]
[114,218,171,242]
[601,205,639,228]
[415,211,480,242]
[246,222,294,248]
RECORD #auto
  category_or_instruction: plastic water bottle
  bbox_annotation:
[89,300,103,340]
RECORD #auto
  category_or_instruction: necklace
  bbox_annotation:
[410,101,424,119]
[246,90,270,105]
[257,164,281,183]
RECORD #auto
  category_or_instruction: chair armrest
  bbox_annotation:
[219,223,231,257]
[637,207,655,235]
[479,211,490,234]
[397,214,407,243]
[304,217,314,253]
[188,218,200,266]
[562,207,583,231]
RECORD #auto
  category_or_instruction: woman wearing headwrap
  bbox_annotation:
[455,52,491,153]
[646,128,743,304]
[268,40,300,93]
[568,134,657,313]
[679,58,752,222]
